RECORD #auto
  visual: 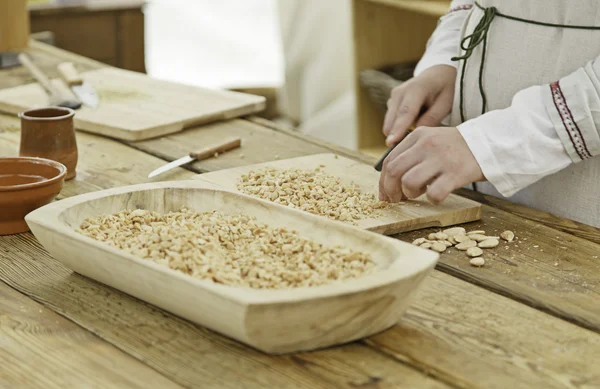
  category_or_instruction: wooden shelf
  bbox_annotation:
[365,0,449,17]
[352,0,447,151]
[28,0,145,13]
[29,1,146,73]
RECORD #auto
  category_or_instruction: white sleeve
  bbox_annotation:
[413,0,474,77]
[458,57,600,198]
[457,86,571,197]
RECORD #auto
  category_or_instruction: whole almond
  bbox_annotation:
[500,230,515,242]
[455,235,472,244]
[431,242,447,253]
[468,234,488,242]
[443,227,466,237]
[467,247,483,257]
[434,232,449,240]
[467,230,485,235]
[469,257,485,267]
[478,238,500,248]
[456,240,477,250]
[421,242,433,249]
[412,238,427,246]
[441,240,453,247]
[428,233,437,241]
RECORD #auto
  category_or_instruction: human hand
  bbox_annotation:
[383,65,456,147]
[378,126,485,204]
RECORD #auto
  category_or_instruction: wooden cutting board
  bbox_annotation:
[192,153,482,235]
[0,67,265,141]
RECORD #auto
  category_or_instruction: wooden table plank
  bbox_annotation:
[369,272,600,389]
[399,203,600,332]
[0,282,184,389]
[127,119,348,176]
[247,117,377,165]
[1,232,598,389]
[456,188,600,245]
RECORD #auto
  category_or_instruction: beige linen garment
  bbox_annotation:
[450,0,600,226]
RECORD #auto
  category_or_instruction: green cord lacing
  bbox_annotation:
[451,1,600,123]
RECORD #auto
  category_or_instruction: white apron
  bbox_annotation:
[450,0,600,227]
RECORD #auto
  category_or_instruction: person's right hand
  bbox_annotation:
[383,65,457,147]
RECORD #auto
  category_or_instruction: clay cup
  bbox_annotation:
[19,106,78,180]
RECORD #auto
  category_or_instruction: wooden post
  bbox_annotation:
[0,0,30,52]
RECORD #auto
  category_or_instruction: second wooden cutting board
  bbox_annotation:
[0,67,265,141]
[192,153,481,235]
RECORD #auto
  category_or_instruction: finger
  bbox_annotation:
[414,91,453,128]
[386,92,427,146]
[401,162,441,199]
[378,171,391,201]
[379,185,392,202]
[379,158,398,202]
[426,173,457,204]
[383,95,401,136]
[381,147,421,202]
[382,168,405,203]
[383,129,420,164]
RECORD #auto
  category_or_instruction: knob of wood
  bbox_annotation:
[189,137,242,160]
[57,62,83,86]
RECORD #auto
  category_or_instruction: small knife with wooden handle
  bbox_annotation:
[148,137,242,178]
[57,62,99,109]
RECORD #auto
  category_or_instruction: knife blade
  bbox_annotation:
[148,137,242,179]
[57,62,99,109]
[374,127,418,171]
[374,142,399,172]
[19,54,81,110]
[148,155,195,179]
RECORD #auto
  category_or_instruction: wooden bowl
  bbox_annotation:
[25,181,438,354]
[0,157,66,235]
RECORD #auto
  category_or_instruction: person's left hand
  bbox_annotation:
[379,126,485,204]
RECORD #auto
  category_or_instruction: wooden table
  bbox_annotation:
[1,42,600,389]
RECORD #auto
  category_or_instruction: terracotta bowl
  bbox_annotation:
[0,157,66,235]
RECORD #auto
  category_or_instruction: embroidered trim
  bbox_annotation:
[447,4,473,14]
[550,81,592,160]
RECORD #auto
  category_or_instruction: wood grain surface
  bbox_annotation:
[1,232,598,389]
[399,203,600,332]
[192,153,481,235]
[0,277,183,389]
[0,67,265,141]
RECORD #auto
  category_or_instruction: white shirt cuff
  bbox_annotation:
[458,85,572,197]
[541,63,600,162]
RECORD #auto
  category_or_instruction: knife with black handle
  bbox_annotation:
[374,127,417,171]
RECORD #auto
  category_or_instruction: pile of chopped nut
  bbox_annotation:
[236,166,388,223]
[78,208,377,289]
[411,227,515,267]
